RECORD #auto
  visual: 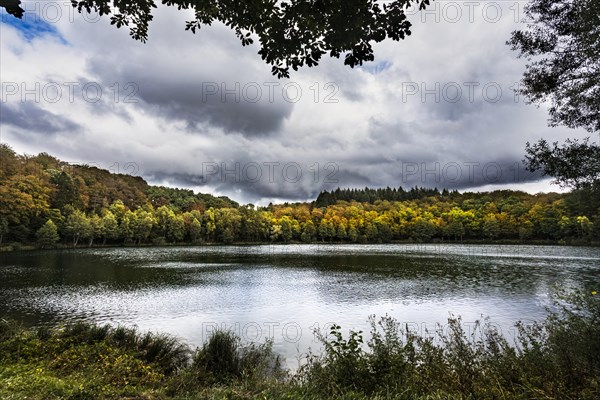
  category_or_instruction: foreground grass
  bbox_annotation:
[1,291,599,399]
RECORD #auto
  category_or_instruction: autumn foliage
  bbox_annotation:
[1,144,598,248]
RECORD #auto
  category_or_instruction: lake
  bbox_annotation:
[1,244,599,368]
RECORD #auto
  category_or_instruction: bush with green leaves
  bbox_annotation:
[298,290,600,399]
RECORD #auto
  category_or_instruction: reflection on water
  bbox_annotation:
[1,244,599,366]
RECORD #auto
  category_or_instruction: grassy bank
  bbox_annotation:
[1,291,599,399]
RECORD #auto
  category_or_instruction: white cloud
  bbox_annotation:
[0,1,590,205]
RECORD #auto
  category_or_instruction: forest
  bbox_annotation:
[1,144,599,249]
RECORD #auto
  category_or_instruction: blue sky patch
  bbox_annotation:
[360,60,392,75]
[1,8,66,43]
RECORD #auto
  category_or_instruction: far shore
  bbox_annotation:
[2,238,599,253]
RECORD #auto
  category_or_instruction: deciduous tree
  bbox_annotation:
[36,219,60,248]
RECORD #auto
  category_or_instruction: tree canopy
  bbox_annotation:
[508,0,600,133]
[0,0,432,78]
[524,138,600,190]
[509,0,600,190]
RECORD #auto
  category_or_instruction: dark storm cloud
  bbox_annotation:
[357,114,545,191]
[85,62,295,137]
[142,160,377,203]
[0,102,80,133]
[80,17,295,137]
[326,158,541,192]
[216,180,314,202]
[391,159,543,190]
[145,171,207,187]
[141,152,541,205]
[319,168,376,190]
[132,78,293,135]
[234,159,540,203]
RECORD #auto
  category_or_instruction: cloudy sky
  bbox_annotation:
[0,1,588,205]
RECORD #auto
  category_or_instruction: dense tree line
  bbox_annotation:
[1,144,598,248]
[316,187,455,207]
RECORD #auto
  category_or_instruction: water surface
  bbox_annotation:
[1,244,599,366]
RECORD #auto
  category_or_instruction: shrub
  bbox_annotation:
[192,329,283,385]
[297,290,600,399]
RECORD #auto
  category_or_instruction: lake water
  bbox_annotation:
[1,244,599,367]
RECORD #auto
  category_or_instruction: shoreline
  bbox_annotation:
[2,238,600,253]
